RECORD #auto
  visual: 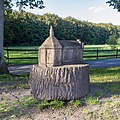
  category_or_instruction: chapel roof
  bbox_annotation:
[59,40,82,48]
[39,26,83,49]
[39,26,62,49]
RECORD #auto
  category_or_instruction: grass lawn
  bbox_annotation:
[0,67,120,120]
[4,45,120,50]
[4,45,120,65]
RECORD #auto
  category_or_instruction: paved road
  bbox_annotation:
[8,58,120,75]
[84,58,120,68]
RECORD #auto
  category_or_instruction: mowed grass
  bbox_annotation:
[84,44,120,50]
[4,45,120,65]
[90,67,120,94]
[0,67,120,119]
[4,50,38,65]
[4,44,120,50]
[84,45,120,60]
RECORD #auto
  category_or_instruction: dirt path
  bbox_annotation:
[8,58,120,75]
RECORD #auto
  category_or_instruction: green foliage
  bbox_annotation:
[37,100,64,109]
[0,102,9,118]
[106,34,118,49]
[49,100,64,109]
[37,100,49,109]
[20,97,38,108]
[85,95,99,105]
[107,0,120,11]
[70,100,82,107]
[95,91,104,98]
[116,37,120,45]
[4,10,48,46]
[4,0,13,10]
[4,10,120,46]
[5,0,45,10]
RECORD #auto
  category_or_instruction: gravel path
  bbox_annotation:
[8,58,120,75]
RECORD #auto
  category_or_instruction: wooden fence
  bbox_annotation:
[83,49,120,59]
[4,48,120,65]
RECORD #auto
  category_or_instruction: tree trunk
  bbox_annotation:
[0,0,9,74]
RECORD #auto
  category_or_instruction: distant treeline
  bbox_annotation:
[4,10,120,46]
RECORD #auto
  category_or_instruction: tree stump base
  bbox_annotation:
[29,64,90,100]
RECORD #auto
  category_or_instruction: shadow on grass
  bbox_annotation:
[90,81,120,99]
[0,74,30,93]
[90,66,120,99]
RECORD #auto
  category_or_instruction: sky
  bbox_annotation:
[13,0,120,25]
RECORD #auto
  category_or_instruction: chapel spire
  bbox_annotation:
[50,26,54,37]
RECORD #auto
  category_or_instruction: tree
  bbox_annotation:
[0,0,44,74]
[0,0,9,74]
[107,34,118,49]
[117,37,120,45]
[107,0,120,11]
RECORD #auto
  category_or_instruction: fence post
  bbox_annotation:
[97,49,99,60]
[116,48,118,58]
[6,44,10,64]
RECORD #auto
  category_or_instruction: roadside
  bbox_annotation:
[8,58,120,75]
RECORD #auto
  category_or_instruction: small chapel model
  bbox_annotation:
[29,26,90,100]
[38,26,84,67]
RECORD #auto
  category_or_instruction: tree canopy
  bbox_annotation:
[4,0,45,10]
[4,11,120,46]
[5,0,120,11]
[107,0,120,11]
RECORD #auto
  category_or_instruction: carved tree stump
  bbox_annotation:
[29,64,90,100]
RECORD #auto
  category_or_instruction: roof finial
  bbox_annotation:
[50,26,54,37]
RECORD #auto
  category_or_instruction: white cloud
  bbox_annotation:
[89,7,96,11]
[88,6,106,13]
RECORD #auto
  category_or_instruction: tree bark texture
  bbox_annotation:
[0,0,9,74]
[29,64,90,100]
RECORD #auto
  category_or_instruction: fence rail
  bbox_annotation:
[83,49,120,59]
[4,48,37,51]
[4,48,120,65]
